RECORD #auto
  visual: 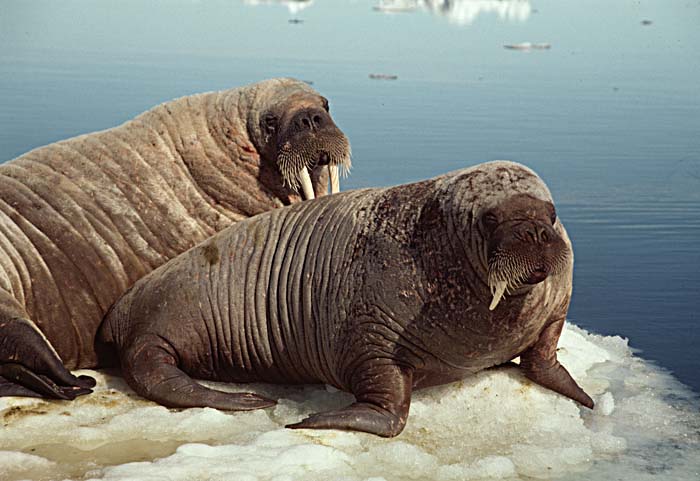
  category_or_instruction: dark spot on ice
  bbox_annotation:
[2,405,49,425]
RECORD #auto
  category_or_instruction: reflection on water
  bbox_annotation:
[374,0,531,24]
[243,0,313,15]
[373,0,420,13]
[243,0,532,25]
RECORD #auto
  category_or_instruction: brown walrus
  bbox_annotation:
[98,161,593,437]
[0,78,351,400]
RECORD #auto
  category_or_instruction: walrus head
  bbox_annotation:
[251,80,351,200]
[480,193,570,310]
[438,161,570,312]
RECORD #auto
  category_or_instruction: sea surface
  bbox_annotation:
[1,0,699,397]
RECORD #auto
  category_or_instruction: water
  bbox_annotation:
[1,0,699,396]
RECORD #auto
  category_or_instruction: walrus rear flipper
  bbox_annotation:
[0,314,95,399]
[122,335,276,411]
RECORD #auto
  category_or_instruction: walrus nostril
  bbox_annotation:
[524,224,550,244]
[525,227,538,243]
[294,110,326,132]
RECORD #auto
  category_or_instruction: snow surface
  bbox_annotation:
[1,324,698,481]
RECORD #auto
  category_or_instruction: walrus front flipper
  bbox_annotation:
[520,318,594,409]
[0,316,95,399]
[0,363,93,400]
[122,336,276,411]
[0,374,45,398]
[287,364,413,437]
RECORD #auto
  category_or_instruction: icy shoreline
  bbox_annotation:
[1,324,698,481]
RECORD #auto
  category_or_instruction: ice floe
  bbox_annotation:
[1,324,698,481]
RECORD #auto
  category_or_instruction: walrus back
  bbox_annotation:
[101,186,383,388]
[0,93,236,368]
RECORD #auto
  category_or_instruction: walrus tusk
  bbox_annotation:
[489,281,508,311]
[329,165,340,194]
[299,167,315,200]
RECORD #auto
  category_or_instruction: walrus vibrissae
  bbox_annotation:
[99,160,593,437]
[0,78,351,400]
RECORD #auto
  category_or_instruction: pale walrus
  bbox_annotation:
[0,78,351,400]
[99,160,593,437]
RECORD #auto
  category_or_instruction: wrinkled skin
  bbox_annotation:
[0,78,351,400]
[100,161,593,438]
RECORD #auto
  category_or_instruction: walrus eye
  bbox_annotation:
[263,114,278,134]
[483,212,499,229]
[321,98,329,112]
[550,209,557,225]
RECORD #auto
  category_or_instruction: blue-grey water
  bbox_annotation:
[1,0,699,394]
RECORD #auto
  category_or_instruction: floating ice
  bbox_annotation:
[1,324,698,481]
[503,42,552,51]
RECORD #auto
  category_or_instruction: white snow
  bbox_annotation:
[1,324,698,481]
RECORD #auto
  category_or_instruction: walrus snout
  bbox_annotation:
[289,107,329,133]
[487,230,570,310]
[256,90,350,201]
[274,107,350,200]
[519,221,553,245]
[484,197,569,311]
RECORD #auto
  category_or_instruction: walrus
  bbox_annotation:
[98,160,593,437]
[0,78,351,400]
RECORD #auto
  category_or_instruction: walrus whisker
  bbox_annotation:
[277,149,298,190]
[277,134,351,195]
[330,143,352,175]
[488,253,545,309]
[488,243,571,310]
